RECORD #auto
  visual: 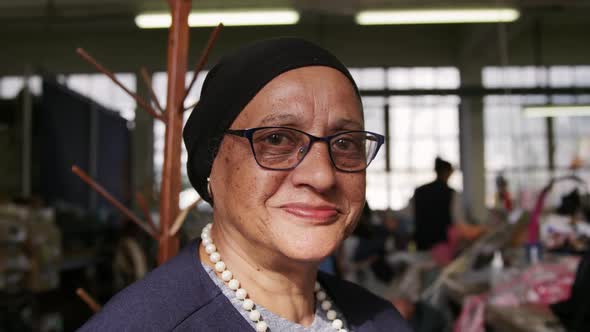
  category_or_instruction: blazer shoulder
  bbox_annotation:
[78,240,220,331]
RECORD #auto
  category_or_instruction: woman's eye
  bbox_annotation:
[334,138,354,150]
[265,133,288,145]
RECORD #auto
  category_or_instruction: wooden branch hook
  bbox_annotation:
[183,23,223,111]
[76,288,102,313]
[169,197,202,236]
[139,67,165,114]
[75,48,164,122]
[71,165,158,239]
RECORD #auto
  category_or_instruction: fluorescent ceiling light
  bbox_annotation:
[523,105,590,118]
[135,9,299,29]
[355,8,520,25]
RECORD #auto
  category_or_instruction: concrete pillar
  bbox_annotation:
[459,66,487,223]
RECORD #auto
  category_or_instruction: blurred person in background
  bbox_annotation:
[495,173,513,212]
[412,157,463,251]
[412,157,485,266]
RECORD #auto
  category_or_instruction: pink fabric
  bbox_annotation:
[454,258,578,332]
[489,260,577,307]
[454,295,485,332]
[430,226,461,266]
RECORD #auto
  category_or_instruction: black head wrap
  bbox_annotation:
[183,37,360,204]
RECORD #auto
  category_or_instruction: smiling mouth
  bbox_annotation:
[280,204,339,223]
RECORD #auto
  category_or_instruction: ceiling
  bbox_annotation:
[1,0,588,75]
[0,0,589,20]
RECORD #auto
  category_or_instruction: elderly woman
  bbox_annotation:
[79,38,410,331]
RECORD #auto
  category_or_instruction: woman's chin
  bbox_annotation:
[263,216,348,266]
[277,237,339,265]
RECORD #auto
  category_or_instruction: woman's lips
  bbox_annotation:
[281,204,339,221]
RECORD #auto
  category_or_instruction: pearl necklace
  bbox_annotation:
[201,223,347,332]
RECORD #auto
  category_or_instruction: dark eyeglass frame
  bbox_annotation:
[225,126,385,173]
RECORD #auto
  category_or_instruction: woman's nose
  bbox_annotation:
[290,141,337,192]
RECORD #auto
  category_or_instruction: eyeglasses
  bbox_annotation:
[225,126,384,172]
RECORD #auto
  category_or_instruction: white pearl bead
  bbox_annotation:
[221,270,233,281]
[242,299,254,310]
[215,261,226,272]
[205,244,216,254]
[202,238,212,246]
[321,300,332,310]
[209,252,221,263]
[316,291,327,301]
[332,318,343,329]
[201,232,210,239]
[326,309,337,320]
[228,279,240,290]
[315,281,321,291]
[255,321,268,332]
[249,309,261,322]
[235,288,247,300]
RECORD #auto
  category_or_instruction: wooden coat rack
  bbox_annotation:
[72,0,222,311]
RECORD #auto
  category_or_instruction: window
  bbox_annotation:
[351,67,461,210]
[65,73,137,121]
[483,65,590,208]
[0,76,41,98]
[152,70,208,193]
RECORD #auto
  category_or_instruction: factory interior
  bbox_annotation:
[1,0,590,331]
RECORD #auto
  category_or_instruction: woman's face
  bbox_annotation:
[209,66,365,264]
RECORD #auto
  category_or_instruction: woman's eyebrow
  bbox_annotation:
[259,113,303,126]
[331,118,363,130]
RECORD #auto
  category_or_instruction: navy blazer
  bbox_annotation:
[78,240,411,331]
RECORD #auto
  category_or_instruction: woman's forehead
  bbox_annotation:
[234,98,364,131]
[233,67,363,128]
